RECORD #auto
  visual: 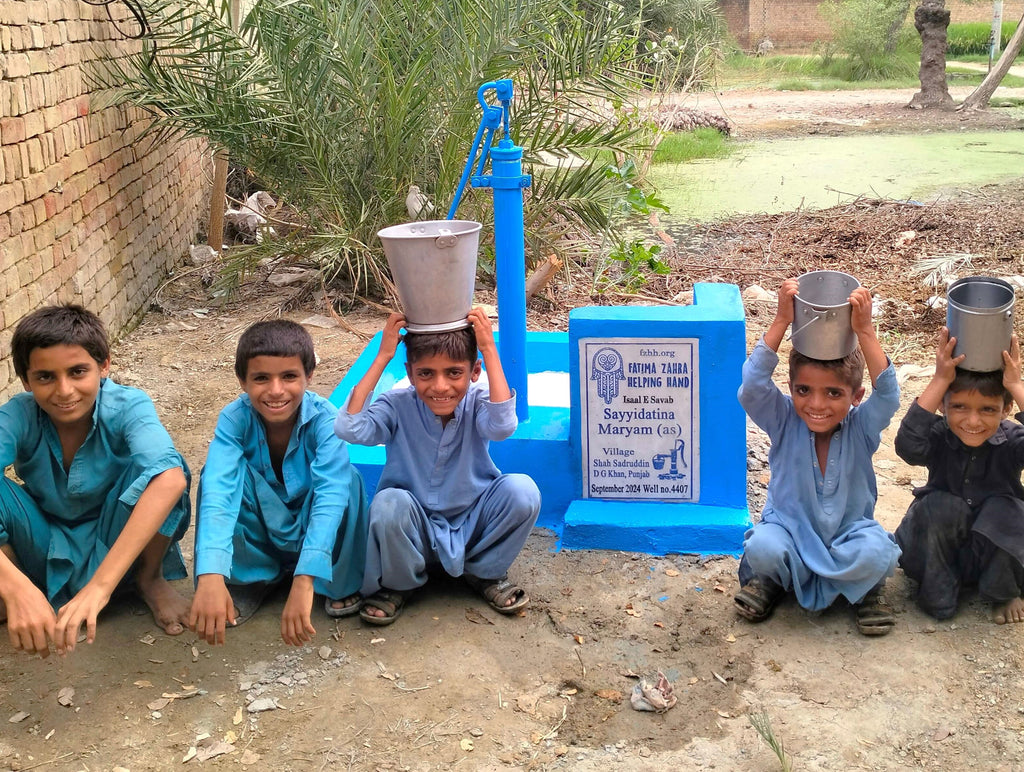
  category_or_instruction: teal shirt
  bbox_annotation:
[0,378,188,527]
[195,391,356,582]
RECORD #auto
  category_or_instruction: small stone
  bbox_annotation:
[247,698,279,713]
[318,646,332,660]
[469,727,484,737]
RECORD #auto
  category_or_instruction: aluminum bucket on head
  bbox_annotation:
[377,220,482,333]
[790,270,860,360]
[946,276,1015,372]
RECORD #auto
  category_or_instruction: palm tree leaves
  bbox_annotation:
[97,0,663,294]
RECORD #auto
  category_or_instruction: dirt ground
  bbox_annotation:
[3,89,1024,772]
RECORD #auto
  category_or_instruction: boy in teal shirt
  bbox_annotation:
[0,305,191,658]
[189,320,368,646]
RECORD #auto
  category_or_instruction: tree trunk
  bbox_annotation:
[960,13,1024,110]
[909,1,955,109]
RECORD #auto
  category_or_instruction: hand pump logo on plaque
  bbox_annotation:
[581,339,699,502]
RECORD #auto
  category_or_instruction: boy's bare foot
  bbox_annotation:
[137,576,190,635]
[993,597,1024,625]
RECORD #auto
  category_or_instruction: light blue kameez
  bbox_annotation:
[334,384,540,595]
[0,379,191,607]
[195,391,368,599]
[737,339,902,611]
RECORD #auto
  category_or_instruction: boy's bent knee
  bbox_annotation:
[500,474,541,516]
[369,489,422,533]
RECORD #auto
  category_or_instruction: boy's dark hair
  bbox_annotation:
[404,327,477,366]
[947,367,1013,407]
[788,348,865,391]
[235,320,316,380]
[12,305,109,380]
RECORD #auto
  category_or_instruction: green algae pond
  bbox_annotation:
[651,130,1024,223]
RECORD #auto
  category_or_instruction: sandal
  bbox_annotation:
[464,574,529,615]
[359,589,408,626]
[324,593,362,619]
[856,587,895,636]
[734,576,784,622]
[229,581,275,627]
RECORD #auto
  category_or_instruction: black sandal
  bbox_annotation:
[734,576,784,622]
[856,587,895,636]
[465,574,530,615]
[359,588,408,626]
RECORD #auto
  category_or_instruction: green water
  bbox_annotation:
[652,131,1024,223]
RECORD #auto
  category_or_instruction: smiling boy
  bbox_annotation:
[0,305,191,658]
[334,308,540,626]
[734,279,902,635]
[189,320,368,646]
[894,328,1024,625]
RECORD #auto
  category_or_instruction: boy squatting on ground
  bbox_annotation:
[189,321,369,647]
[733,279,902,636]
[334,307,541,626]
[894,327,1024,625]
[0,305,191,658]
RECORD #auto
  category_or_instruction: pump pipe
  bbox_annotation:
[447,80,532,421]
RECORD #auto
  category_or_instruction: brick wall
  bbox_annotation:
[723,0,1024,51]
[0,0,209,399]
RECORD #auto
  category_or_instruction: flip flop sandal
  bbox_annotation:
[734,576,784,622]
[359,589,408,626]
[324,593,363,619]
[856,589,895,636]
[465,574,530,615]
[229,581,275,627]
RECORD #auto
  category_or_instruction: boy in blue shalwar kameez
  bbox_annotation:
[335,308,541,626]
[735,278,902,635]
[0,305,191,658]
[189,321,368,647]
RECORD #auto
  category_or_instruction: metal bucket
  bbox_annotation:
[946,276,1015,372]
[377,220,482,333]
[790,270,861,360]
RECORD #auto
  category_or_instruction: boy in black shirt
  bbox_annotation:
[895,328,1024,624]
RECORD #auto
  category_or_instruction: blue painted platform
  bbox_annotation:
[562,283,749,555]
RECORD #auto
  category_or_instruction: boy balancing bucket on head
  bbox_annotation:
[377,220,483,332]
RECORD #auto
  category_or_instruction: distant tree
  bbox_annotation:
[908,0,954,109]
[960,12,1024,109]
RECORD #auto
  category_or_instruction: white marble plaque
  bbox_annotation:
[579,338,699,501]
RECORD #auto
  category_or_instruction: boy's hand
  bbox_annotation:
[378,313,407,361]
[54,582,112,654]
[468,307,497,353]
[775,279,799,327]
[935,326,965,384]
[281,575,315,646]
[1003,334,1022,391]
[848,287,874,335]
[3,580,57,658]
[999,335,1024,411]
[189,574,235,646]
[763,279,799,352]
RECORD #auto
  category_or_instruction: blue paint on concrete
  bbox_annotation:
[563,283,749,555]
